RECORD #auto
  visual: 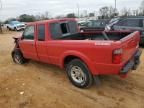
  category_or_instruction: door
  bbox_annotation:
[36,23,50,63]
[19,25,38,60]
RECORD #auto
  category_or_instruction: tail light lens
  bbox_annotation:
[113,48,123,64]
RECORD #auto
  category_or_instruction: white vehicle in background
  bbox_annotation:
[6,21,26,31]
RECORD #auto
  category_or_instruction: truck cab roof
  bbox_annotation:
[27,18,77,25]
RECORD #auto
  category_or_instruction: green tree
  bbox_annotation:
[19,14,36,22]
[4,18,17,24]
[36,11,50,20]
[89,13,95,17]
[66,13,76,18]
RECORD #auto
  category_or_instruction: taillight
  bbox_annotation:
[113,48,123,64]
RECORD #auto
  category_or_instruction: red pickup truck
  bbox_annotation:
[12,18,142,88]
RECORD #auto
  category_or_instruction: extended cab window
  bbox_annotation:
[23,26,34,40]
[38,24,45,41]
[50,23,62,39]
[68,21,78,33]
[50,21,78,39]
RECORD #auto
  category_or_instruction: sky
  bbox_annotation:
[0,0,143,21]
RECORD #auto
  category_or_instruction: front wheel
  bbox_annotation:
[66,59,93,88]
[12,50,28,64]
[7,27,11,31]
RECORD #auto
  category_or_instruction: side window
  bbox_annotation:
[50,21,78,39]
[68,21,78,33]
[38,24,45,41]
[116,19,127,26]
[127,19,139,27]
[93,21,101,27]
[23,26,34,40]
[10,22,13,25]
[50,23,62,39]
[87,21,93,27]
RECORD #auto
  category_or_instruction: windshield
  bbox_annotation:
[11,21,21,24]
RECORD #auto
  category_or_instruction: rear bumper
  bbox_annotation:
[120,50,142,74]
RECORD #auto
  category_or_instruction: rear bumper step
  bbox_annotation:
[120,49,142,74]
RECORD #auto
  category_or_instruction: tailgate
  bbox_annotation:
[121,31,140,64]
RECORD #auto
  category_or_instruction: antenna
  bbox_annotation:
[114,0,117,17]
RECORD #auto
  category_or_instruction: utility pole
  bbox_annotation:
[114,0,117,17]
[115,0,117,10]
[77,3,80,19]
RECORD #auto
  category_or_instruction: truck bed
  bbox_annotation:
[58,31,131,41]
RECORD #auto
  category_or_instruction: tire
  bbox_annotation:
[7,27,11,31]
[12,49,28,64]
[14,27,17,31]
[66,59,93,88]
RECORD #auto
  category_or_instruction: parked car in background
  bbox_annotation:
[11,18,141,88]
[105,16,144,45]
[6,21,26,31]
[80,19,110,32]
[0,24,4,27]
[78,20,89,28]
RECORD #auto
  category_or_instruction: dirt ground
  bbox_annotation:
[0,30,144,108]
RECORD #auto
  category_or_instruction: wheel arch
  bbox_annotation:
[60,51,97,75]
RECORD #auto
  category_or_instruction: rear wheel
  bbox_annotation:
[66,59,93,88]
[12,50,28,64]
